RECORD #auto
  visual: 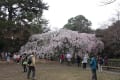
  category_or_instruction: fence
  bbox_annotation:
[102,59,120,72]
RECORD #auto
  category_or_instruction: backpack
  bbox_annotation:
[27,56,32,65]
[23,60,27,65]
[22,56,26,64]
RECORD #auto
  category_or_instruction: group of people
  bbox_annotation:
[0,52,11,62]
[13,53,21,63]
[0,50,108,80]
[20,52,36,80]
[59,53,89,68]
[0,52,22,64]
[59,52,72,65]
[59,52,107,80]
[20,51,107,80]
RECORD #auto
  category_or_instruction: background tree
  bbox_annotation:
[96,10,120,58]
[30,17,50,34]
[0,0,49,53]
[63,15,93,33]
[96,20,120,58]
[0,0,48,25]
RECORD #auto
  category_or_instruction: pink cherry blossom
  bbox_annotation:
[19,29,104,58]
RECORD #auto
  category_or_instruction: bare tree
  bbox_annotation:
[101,0,117,5]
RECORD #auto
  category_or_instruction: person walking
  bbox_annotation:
[90,54,97,80]
[27,52,36,80]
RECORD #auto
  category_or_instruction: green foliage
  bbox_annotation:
[96,21,120,58]
[0,0,48,25]
[0,0,49,53]
[30,18,50,34]
[63,15,93,33]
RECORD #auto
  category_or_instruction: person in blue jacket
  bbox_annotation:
[90,54,97,80]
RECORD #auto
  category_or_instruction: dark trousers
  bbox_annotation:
[23,64,27,72]
[91,69,97,80]
[27,66,36,79]
[83,63,87,69]
[77,61,80,67]
[67,61,71,66]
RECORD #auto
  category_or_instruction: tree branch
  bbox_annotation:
[101,0,117,6]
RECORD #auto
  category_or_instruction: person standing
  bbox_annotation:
[21,53,28,72]
[97,56,103,72]
[59,54,65,64]
[6,52,11,63]
[90,54,97,80]
[66,52,72,66]
[104,56,108,66]
[13,53,17,62]
[76,55,81,67]
[82,54,88,69]
[16,53,20,63]
[27,52,36,80]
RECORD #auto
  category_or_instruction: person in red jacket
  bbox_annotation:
[59,54,65,64]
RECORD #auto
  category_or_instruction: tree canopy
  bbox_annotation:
[63,15,93,33]
[20,29,104,59]
[96,20,120,58]
[0,0,48,26]
[0,0,49,53]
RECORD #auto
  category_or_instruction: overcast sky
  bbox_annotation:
[43,0,120,30]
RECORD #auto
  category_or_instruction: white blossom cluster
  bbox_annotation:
[19,29,104,58]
